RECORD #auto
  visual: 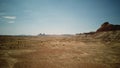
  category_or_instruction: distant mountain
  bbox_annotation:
[96,22,120,32]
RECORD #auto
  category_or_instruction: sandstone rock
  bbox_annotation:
[96,22,120,32]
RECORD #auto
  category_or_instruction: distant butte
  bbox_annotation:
[96,22,120,32]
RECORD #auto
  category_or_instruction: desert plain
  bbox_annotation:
[0,34,120,68]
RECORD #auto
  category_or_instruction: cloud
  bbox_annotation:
[0,16,16,24]
[3,16,16,19]
[8,21,15,23]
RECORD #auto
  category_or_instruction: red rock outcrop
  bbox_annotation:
[96,22,120,32]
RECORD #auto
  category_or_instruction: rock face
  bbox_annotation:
[96,22,120,32]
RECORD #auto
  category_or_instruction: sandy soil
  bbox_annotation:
[0,36,120,68]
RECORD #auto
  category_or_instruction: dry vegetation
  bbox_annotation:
[0,33,120,68]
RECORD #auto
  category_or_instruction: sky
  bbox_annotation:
[0,0,120,35]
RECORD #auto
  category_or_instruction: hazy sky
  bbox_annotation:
[0,0,120,35]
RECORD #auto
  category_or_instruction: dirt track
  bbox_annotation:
[0,36,120,68]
